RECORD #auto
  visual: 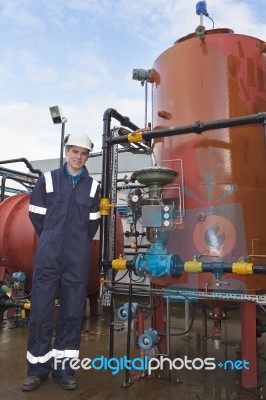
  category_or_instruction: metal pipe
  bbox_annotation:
[108,270,116,359]
[59,121,66,167]
[137,309,145,376]
[104,282,266,305]
[184,300,190,339]
[144,80,148,128]
[123,252,146,256]
[170,261,266,275]
[100,109,140,387]
[108,113,266,145]
[137,308,145,336]
[202,305,209,340]
[111,257,266,276]
[166,297,171,356]
[100,109,139,275]
[0,166,39,181]
[100,110,115,275]
[122,272,133,388]
[124,245,149,249]
[0,175,30,202]
[0,158,42,176]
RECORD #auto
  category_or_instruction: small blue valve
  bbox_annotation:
[12,271,26,282]
[138,328,159,350]
[118,302,138,320]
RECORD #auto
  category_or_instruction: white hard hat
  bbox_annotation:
[64,132,93,151]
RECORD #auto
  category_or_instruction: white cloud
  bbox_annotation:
[18,51,59,83]
[67,0,103,13]
[1,0,266,174]
[0,96,145,164]
[0,0,44,29]
[0,103,59,163]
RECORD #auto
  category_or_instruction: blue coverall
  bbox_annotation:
[27,163,101,378]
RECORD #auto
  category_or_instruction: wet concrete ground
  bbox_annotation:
[1,301,266,400]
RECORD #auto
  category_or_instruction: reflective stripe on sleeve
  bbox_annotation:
[44,171,53,193]
[29,204,47,215]
[89,211,101,220]
[89,179,99,198]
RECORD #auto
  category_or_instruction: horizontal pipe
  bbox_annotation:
[0,158,42,176]
[0,166,39,181]
[123,252,147,256]
[124,245,148,249]
[171,262,266,275]
[112,257,266,276]
[0,298,30,310]
[108,113,266,145]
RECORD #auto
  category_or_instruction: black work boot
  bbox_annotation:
[57,375,78,390]
[21,376,45,391]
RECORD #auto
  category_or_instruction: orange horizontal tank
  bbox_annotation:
[149,29,266,293]
[0,194,37,285]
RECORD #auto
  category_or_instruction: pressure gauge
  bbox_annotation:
[163,205,170,212]
[164,220,170,227]
[164,213,170,219]
[131,195,139,203]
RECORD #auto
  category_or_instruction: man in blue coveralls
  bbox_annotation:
[22,132,101,391]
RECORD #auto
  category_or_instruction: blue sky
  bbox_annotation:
[0,0,266,169]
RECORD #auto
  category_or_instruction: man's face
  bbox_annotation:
[65,146,89,173]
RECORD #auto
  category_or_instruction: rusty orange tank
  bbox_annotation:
[148,29,266,388]
[149,28,266,292]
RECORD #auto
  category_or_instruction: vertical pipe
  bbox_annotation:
[241,302,257,389]
[152,287,166,354]
[137,308,145,336]
[0,176,7,201]
[100,109,139,387]
[136,308,145,378]
[184,300,190,336]
[166,297,171,356]
[202,304,209,340]
[60,121,65,167]
[108,272,115,359]
[122,273,133,387]
[100,108,139,275]
[144,80,148,128]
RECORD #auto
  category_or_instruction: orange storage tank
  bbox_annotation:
[148,29,266,388]
[150,29,266,289]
